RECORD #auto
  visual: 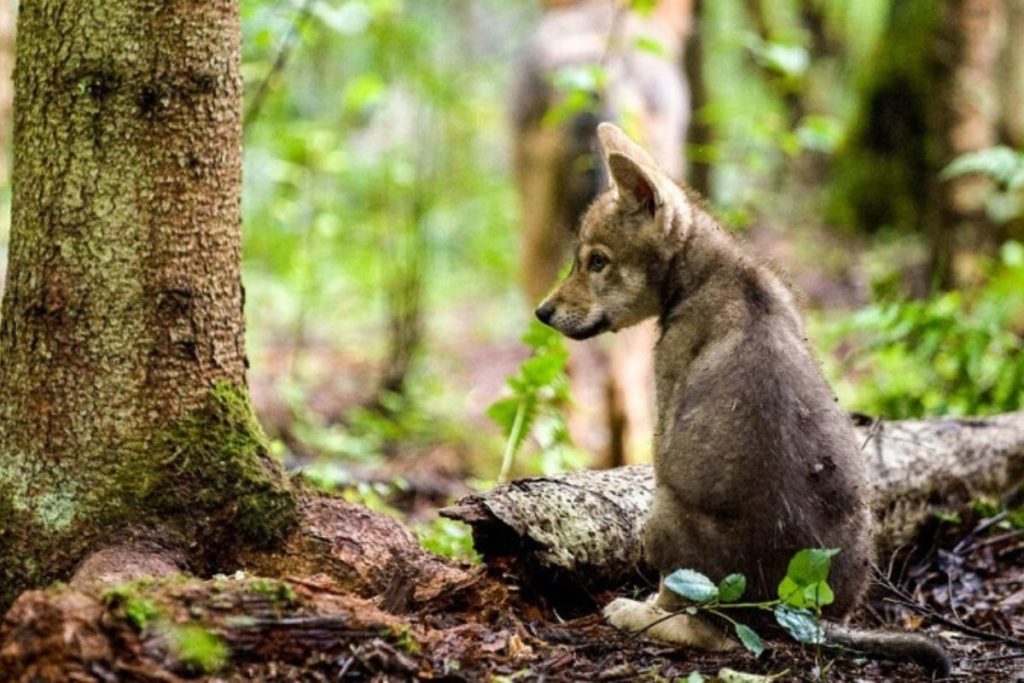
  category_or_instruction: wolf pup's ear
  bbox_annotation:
[597,123,660,169]
[607,152,661,215]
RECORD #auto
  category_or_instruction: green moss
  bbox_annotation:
[391,625,422,655]
[172,623,230,673]
[140,381,299,555]
[249,577,297,605]
[103,579,166,630]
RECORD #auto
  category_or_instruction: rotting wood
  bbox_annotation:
[442,412,1024,594]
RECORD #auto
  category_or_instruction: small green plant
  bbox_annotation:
[663,548,840,658]
[488,321,581,482]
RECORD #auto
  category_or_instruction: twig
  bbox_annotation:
[873,567,1024,650]
[880,596,1024,648]
[244,0,316,129]
[953,511,1008,554]
[859,417,882,451]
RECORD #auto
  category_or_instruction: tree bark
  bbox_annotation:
[442,412,1024,596]
[0,0,295,606]
[0,0,12,180]
[929,0,1005,288]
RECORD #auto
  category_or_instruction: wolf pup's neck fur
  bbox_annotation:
[535,123,951,676]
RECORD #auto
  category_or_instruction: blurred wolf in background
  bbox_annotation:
[511,0,692,465]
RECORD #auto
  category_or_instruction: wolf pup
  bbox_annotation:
[535,123,951,676]
[512,0,692,465]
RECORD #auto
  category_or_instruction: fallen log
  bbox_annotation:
[442,412,1024,595]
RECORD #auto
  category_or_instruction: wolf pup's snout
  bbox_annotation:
[535,302,556,325]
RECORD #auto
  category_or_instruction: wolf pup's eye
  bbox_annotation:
[587,252,609,273]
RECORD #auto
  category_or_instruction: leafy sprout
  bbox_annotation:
[661,547,840,657]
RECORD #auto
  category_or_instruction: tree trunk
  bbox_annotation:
[828,0,942,241]
[0,0,12,180]
[1001,0,1024,149]
[0,0,296,606]
[831,0,1011,288]
[443,412,1024,597]
[683,0,710,195]
[929,0,1005,288]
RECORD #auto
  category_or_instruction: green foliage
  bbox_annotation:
[543,65,606,128]
[414,517,480,562]
[172,623,230,674]
[392,624,422,654]
[488,321,583,482]
[824,242,1024,418]
[662,547,838,656]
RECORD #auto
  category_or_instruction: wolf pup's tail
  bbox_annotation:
[824,622,952,677]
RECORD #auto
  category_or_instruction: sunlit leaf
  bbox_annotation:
[664,569,718,603]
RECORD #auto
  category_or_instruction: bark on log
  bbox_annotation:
[442,412,1024,594]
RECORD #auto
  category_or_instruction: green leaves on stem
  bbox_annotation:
[662,547,839,656]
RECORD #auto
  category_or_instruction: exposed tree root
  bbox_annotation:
[237,493,496,612]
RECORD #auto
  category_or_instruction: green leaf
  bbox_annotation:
[718,574,747,603]
[774,605,825,644]
[801,580,834,608]
[784,548,840,585]
[486,397,521,433]
[735,623,764,657]
[664,569,719,603]
[941,146,1024,187]
[685,673,706,683]
[777,576,806,608]
[520,351,567,388]
[521,320,561,350]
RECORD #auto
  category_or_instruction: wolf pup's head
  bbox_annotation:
[535,122,684,340]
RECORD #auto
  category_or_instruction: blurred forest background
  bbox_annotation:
[0,0,1022,556]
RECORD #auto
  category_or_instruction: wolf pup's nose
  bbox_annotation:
[535,303,555,325]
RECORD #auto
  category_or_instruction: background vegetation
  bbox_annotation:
[1,0,1021,548]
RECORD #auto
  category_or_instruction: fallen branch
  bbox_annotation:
[442,412,1024,595]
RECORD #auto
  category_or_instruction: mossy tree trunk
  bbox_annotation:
[0,0,296,606]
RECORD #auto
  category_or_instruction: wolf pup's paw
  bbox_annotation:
[603,596,738,651]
